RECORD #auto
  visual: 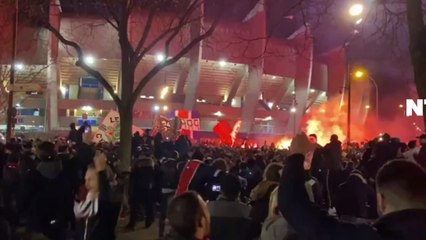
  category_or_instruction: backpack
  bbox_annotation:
[160,159,179,189]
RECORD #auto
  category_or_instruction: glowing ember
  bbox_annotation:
[276,137,292,149]
[304,97,347,146]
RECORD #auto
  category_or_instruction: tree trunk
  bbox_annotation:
[118,105,133,172]
[407,0,426,130]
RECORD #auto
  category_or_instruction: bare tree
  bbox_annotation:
[406,0,426,127]
[14,0,227,171]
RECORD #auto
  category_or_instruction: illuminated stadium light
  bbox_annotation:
[140,95,147,99]
[156,53,165,62]
[84,55,95,65]
[160,86,169,99]
[81,106,93,111]
[219,60,227,67]
[163,105,169,111]
[292,91,296,95]
[153,105,160,112]
[214,111,223,117]
[14,63,24,70]
[290,107,296,113]
[365,105,371,109]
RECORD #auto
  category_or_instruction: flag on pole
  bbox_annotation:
[243,0,265,23]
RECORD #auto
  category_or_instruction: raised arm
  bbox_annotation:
[279,153,379,240]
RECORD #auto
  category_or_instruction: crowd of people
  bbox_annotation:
[0,122,426,240]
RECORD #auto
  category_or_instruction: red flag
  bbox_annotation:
[213,120,233,146]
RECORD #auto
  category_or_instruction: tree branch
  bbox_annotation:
[132,16,220,104]
[134,6,157,56]
[44,23,121,105]
[164,0,201,57]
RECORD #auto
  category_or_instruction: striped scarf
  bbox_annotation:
[74,193,99,240]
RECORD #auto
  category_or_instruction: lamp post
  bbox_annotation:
[353,70,379,122]
[346,3,365,146]
[6,0,19,140]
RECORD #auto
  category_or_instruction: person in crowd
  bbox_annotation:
[175,157,223,200]
[126,152,155,230]
[205,159,228,201]
[308,134,322,149]
[261,187,301,240]
[67,123,79,144]
[22,141,72,240]
[249,163,283,239]
[323,134,342,171]
[154,132,164,159]
[175,135,191,160]
[403,140,419,162]
[415,134,426,169]
[74,151,117,240]
[279,134,426,239]
[142,129,154,147]
[131,132,144,156]
[322,134,343,207]
[57,144,79,231]
[166,192,211,240]
[240,158,263,200]
[192,148,204,161]
[158,150,182,238]
[208,173,251,240]
[20,141,37,176]
[333,169,377,223]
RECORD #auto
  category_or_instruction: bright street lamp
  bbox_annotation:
[349,3,364,17]
[354,70,365,78]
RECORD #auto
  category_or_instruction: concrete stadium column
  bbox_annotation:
[240,1,267,133]
[183,1,204,110]
[47,0,60,130]
[285,26,314,135]
[241,65,264,133]
[224,66,247,106]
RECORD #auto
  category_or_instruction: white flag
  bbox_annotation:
[243,0,265,23]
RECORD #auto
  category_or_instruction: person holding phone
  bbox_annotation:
[207,173,251,240]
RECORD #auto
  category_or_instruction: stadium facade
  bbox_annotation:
[0,1,357,137]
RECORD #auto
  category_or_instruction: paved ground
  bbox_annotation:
[117,218,167,240]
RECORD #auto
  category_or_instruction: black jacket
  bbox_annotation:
[85,171,116,240]
[374,209,426,240]
[334,173,377,220]
[323,141,342,171]
[279,154,426,240]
